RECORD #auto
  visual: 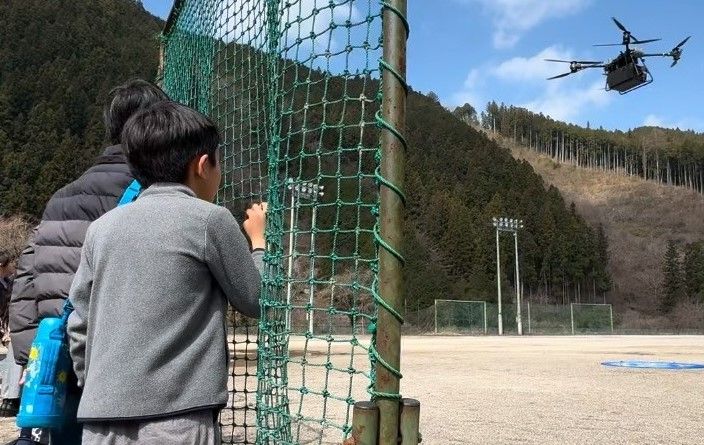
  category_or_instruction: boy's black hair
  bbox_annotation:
[104,79,169,145]
[121,101,220,186]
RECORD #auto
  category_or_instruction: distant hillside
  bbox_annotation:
[0,0,162,217]
[508,141,704,330]
[402,94,610,309]
[478,102,704,197]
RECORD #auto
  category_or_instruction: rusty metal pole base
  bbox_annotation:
[343,401,380,445]
[399,398,421,445]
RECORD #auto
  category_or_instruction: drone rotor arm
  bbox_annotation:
[546,63,604,80]
[544,59,602,64]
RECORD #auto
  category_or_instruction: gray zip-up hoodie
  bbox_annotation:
[67,183,263,421]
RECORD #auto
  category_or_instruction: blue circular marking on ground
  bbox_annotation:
[602,360,704,370]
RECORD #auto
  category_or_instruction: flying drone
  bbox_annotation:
[546,17,691,94]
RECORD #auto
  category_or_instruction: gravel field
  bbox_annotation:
[2,335,703,444]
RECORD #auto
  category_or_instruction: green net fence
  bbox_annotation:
[160,1,396,443]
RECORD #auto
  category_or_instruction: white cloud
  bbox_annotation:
[643,114,665,127]
[520,80,610,122]
[449,46,611,123]
[451,68,485,108]
[642,114,704,132]
[493,46,580,81]
[463,0,591,49]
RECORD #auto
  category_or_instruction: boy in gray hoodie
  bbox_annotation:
[67,101,266,445]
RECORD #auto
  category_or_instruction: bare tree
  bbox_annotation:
[0,215,32,262]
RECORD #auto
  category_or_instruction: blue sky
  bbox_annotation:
[144,0,703,132]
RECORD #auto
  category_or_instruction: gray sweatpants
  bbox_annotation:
[82,410,220,445]
[1,342,23,399]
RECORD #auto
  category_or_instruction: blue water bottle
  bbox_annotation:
[16,304,74,428]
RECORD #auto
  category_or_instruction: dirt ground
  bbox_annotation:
[399,335,704,445]
[3,336,704,444]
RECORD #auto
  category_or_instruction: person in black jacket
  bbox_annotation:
[1,218,30,419]
[7,79,168,445]
[1,252,16,345]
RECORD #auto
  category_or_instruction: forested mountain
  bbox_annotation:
[0,0,162,216]
[0,0,610,312]
[403,94,610,307]
[459,101,704,322]
[479,101,704,194]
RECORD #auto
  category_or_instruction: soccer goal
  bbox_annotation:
[570,303,614,334]
[525,302,572,335]
[434,299,488,334]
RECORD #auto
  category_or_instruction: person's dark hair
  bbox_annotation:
[104,79,169,144]
[121,101,220,186]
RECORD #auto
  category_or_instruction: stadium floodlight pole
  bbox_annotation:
[285,179,297,331]
[492,218,503,335]
[300,182,324,335]
[513,228,523,336]
[285,179,324,333]
[493,217,525,335]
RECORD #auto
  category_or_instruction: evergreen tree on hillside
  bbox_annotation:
[661,240,684,313]
[453,103,478,126]
[683,241,704,302]
[593,224,611,294]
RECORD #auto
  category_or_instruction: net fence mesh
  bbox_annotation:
[161,1,388,443]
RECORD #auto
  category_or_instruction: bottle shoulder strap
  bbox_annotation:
[64,179,142,318]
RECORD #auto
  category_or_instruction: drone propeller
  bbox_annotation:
[594,38,661,47]
[633,38,661,44]
[547,72,572,80]
[612,17,628,34]
[669,36,691,67]
[597,17,661,47]
[674,36,691,50]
